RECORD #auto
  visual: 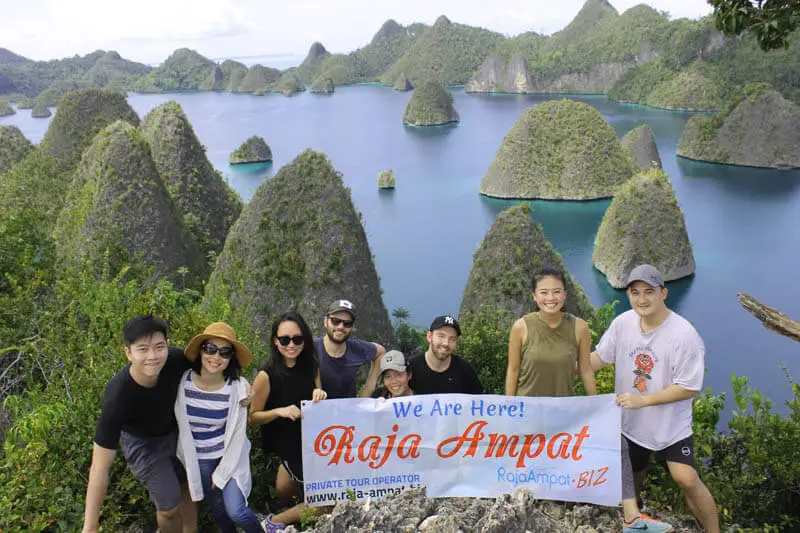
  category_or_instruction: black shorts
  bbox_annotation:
[625,435,696,472]
[120,430,187,511]
[282,454,304,484]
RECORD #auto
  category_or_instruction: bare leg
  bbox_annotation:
[179,486,197,533]
[666,462,719,533]
[156,504,182,533]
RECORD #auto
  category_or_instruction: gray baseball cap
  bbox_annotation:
[626,264,665,288]
[326,299,356,319]
[380,350,407,373]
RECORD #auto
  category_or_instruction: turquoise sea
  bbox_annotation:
[4,86,800,416]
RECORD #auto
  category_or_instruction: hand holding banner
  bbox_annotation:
[301,394,621,506]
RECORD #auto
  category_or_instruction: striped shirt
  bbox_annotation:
[183,373,230,459]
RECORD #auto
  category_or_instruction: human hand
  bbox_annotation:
[311,388,327,402]
[616,393,648,409]
[281,405,302,421]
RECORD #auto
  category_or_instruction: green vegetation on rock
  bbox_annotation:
[54,120,204,285]
[645,60,726,111]
[315,21,426,85]
[30,104,51,118]
[205,149,393,351]
[0,126,33,173]
[15,98,35,109]
[229,136,272,164]
[274,72,305,96]
[381,16,504,86]
[237,64,282,94]
[139,101,242,260]
[39,88,140,166]
[377,169,396,189]
[402,80,459,126]
[132,48,214,93]
[201,60,248,92]
[480,99,637,200]
[593,168,695,288]
[677,84,800,168]
[0,101,14,116]
[608,59,675,103]
[311,76,335,94]
[460,203,594,331]
[621,124,662,171]
[293,42,331,85]
[393,73,414,91]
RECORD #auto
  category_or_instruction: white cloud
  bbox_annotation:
[0,0,713,64]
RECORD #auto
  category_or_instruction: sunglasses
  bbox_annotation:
[201,343,235,359]
[328,316,354,328]
[276,335,305,347]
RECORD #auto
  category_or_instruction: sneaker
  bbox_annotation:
[261,514,287,533]
[622,513,674,533]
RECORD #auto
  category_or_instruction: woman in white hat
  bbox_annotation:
[174,322,263,533]
[373,350,413,399]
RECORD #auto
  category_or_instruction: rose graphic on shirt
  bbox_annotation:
[632,353,654,393]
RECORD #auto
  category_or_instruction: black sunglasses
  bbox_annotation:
[201,343,235,359]
[276,335,305,347]
[328,316,354,328]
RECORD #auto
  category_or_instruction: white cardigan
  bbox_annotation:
[175,369,253,502]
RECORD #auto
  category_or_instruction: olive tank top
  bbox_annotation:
[516,312,578,397]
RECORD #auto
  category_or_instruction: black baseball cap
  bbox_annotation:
[430,315,461,336]
[327,299,356,320]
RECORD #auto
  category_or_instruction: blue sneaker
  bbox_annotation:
[261,514,287,533]
[623,513,674,533]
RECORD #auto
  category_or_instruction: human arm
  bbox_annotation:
[577,320,597,396]
[358,343,385,398]
[248,371,301,424]
[312,370,327,402]
[504,319,525,396]
[616,385,698,409]
[82,444,116,532]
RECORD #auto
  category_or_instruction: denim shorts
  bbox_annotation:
[120,430,186,511]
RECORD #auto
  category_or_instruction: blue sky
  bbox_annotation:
[1,0,713,64]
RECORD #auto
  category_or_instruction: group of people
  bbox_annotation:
[82,264,719,533]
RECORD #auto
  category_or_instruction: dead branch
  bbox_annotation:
[738,292,800,343]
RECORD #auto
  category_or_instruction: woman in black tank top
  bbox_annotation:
[249,311,327,531]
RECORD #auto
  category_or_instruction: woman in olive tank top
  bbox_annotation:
[505,267,596,397]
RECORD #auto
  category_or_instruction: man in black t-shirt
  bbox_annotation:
[408,315,483,395]
[82,315,195,533]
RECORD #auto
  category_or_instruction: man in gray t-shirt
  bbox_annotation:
[316,299,385,399]
[592,265,719,533]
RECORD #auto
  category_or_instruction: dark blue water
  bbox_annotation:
[4,86,800,416]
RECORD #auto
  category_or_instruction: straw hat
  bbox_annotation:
[185,322,252,367]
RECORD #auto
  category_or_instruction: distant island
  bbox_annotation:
[229,136,273,165]
[403,80,459,126]
[0,0,797,113]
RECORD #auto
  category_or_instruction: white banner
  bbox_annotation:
[301,394,621,507]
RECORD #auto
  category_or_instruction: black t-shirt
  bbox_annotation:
[260,364,315,461]
[94,347,190,450]
[408,353,484,395]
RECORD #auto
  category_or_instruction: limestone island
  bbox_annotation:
[677,84,800,169]
[229,136,273,165]
[15,98,35,109]
[0,125,33,174]
[377,169,396,189]
[460,203,594,330]
[402,80,459,126]
[393,74,413,92]
[621,124,662,171]
[31,104,52,118]
[593,168,695,288]
[480,99,638,199]
[0,101,14,117]
[311,77,335,94]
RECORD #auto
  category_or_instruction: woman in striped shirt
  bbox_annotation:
[175,322,264,533]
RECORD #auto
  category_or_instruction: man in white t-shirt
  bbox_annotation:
[592,264,719,533]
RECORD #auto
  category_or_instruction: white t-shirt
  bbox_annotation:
[596,309,705,451]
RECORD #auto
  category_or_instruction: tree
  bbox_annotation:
[709,0,800,51]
